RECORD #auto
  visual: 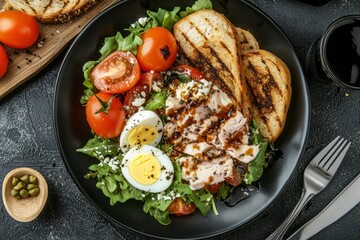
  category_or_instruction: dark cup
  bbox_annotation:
[318,15,360,90]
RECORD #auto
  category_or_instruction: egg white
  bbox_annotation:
[121,145,174,193]
[119,110,163,153]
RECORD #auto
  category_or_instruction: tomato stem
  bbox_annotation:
[94,94,113,115]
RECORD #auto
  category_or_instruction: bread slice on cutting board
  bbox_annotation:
[242,49,291,142]
[2,0,101,23]
[173,9,252,119]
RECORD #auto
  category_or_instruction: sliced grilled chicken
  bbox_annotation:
[242,49,292,142]
[164,78,260,190]
[178,156,235,190]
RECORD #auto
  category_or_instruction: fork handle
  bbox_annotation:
[266,188,314,240]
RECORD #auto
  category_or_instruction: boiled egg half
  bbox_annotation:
[119,110,163,153]
[121,145,174,193]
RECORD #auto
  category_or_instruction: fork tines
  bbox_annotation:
[313,136,351,175]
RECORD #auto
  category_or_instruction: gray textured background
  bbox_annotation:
[1,0,360,239]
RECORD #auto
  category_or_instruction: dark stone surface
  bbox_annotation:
[1,0,360,239]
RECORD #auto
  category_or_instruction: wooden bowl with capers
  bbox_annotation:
[2,167,48,222]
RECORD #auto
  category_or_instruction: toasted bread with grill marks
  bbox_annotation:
[3,0,100,23]
[236,27,260,52]
[173,9,251,119]
[242,49,291,142]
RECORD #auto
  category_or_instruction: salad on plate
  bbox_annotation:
[76,0,291,225]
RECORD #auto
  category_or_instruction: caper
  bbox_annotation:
[29,188,40,197]
[13,181,25,191]
[19,189,29,198]
[29,175,37,184]
[11,177,20,186]
[11,189,19,197]
[26,183,37,191]
[20,175,29,183]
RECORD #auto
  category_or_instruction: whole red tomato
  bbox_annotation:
[137,27,177,72]
[0,10,39,49]
[86,93,126,139]
[0,45,8,78]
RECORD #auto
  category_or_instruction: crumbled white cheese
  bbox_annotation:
[138,17,148,26]
[101,156,121,171]
[155,190,179,201]
[132,97,146,107]
[152,81,162,92]
[175,79,212,101]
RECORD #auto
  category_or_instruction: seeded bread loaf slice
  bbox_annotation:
[242,49,292,142]
[3,0,101,23]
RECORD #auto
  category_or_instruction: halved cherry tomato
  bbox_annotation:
[173,64,204,81]
[90,50,140,94]
[86,93,126,139]
[123,72,163,116]
[0,11,39,49]
[136,71,162,90]
[123,85,151,117]
[205,182,223,194]
[0,45,8,78]
[137,27,177,72]
[167,198,196,216]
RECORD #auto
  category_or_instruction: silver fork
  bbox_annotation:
[267,136,351,240]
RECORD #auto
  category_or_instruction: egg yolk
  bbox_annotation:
[128,126,158,147]
[129,154,161,185]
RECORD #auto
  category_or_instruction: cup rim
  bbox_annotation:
[319,14,360,90]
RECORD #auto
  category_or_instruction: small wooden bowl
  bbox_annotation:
[2,168,48,222]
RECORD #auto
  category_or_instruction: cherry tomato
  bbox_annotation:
[136,71,162,90]
[137,27,177,72]
[205,182,223,193]
[167,198,196,216]
[0,45,8,78]
[225,168,242,187]
[90,50,141,94]
[173,65,204,81]
[0,11,39,49]
[86,93,126,139]
[123,85,151,117]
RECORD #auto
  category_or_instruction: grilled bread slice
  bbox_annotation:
[173,9,251,119]
[2,0,100,23]
[236,27,260,52]
[242,49,291,142]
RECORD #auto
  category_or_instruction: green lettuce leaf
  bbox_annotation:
[147,7,181,31]
[189,190,213,216]
[145,90,167,110]
[244,142,268,184]
[180,0,213,18]
[76,136,120,160]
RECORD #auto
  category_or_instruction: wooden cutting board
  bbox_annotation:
[0,0,121,100]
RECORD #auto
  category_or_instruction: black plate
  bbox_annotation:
[54,0,310,239]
